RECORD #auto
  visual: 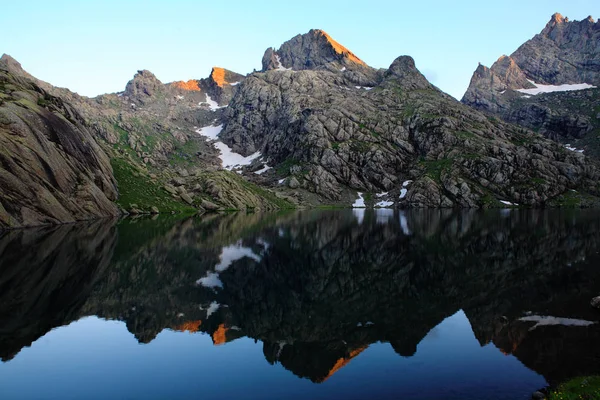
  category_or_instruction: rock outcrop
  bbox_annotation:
[221,30,600,207]
[0,55,120,228]
[462,14,600,156]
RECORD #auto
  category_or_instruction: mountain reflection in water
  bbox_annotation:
[0,209,599,400]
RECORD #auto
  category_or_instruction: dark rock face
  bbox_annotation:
[124,70,164,103]
[222,34,600,206]
[0,56,120,228]
[462,14,600,152]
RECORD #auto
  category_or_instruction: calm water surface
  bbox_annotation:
[1,209,599,400]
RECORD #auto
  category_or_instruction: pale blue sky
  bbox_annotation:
[2,0,597,99]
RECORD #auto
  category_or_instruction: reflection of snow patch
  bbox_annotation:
[196,272,223,288]
[353,208,365,225]
[517,80,596,96]
[519,315,596,331]
[376,209,394,224]
[206,302,220,318]
[352,192,366,208]
[400,212,411,235]
[216,242,262,272]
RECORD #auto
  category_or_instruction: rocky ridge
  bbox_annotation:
[0,55,119,228]
[462,14,600,156]
[221,31,600,207]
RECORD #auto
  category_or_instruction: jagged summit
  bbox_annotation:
[262,29,367,72]
[124,69,164,101]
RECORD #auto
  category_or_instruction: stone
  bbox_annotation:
[172,177,186,186]
[180,193,194,205]
[200,200,219,211]
[531,391,546,400]
[164,184,178,195]
[288,177,300,189]
[150,206,159,214]
[591,296,600,309]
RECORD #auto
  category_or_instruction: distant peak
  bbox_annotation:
[210,67,227,87]
[172,79,201,91]
[550,12,566,23]
[311,29,366,66]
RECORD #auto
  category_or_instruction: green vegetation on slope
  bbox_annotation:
[547,376,600,400]
[111,158,196,214]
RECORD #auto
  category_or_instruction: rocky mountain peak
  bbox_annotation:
[261,29,366,72]
[0,54,23,73]
[208,67,244,87]
[384,55,431,90]
[124,69,164,101]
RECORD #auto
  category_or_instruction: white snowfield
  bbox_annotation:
[352,192,366,208]
[565,144,585,153]
[519,315,597,331]
[274,55,292,71]
[400,180,413,199]
[201,94,227,111]
[229,81,240,86]
[516,80,596,96]
[195,125,262,170]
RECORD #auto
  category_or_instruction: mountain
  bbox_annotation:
[2,21,600,229]
[462,14,600,157]
[221,30,600,207]
[0,55,119,228]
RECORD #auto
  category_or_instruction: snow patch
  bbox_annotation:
[565,144,584,153]
[201,94,226,111]
[340,67,346,72]
[519,315,596,331]
[176,95,184,100]
[229,81,240,86]
[353,192,366,208]
[196,125,262,170]
[500,200,517,206]
[376,200,394,208]
[522,95,531,99]
[517,80,596,96]
[254,164,272,175]
[400,181,412,199]
[376,192,388,198]
[278,178,286,185]
[355,86,374,90]
[403,180,413,187]
[274,55,292,71]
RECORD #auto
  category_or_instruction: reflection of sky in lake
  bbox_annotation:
[0,311,546,400]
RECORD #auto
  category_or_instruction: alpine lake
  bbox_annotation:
[1,209,599,400]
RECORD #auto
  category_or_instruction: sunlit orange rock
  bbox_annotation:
[174,320,202,333]
[172,80,201,91]
[319,345,368,382]
[315,30,366,66]
[210,67,228,87]
[212,323,228,345]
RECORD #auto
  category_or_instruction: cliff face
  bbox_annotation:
[0,56,119,228]
[462,14,600,157]
[221,31,600,207]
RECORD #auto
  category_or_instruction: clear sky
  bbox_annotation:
[2,0,597,99]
